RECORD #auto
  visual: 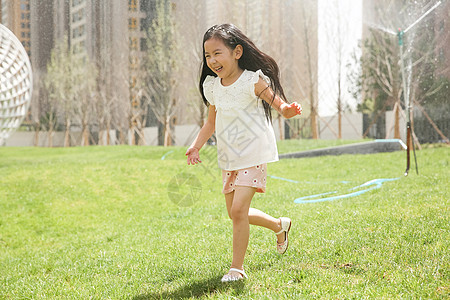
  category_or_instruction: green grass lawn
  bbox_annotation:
[0,141,448,299]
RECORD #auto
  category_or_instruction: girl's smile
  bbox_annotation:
[204,38,243,86]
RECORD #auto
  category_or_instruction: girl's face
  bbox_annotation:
[204,38,243,84]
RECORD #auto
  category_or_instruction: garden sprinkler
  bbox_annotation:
[399,0,442,176]
[397,27,418,176]
[372,1,442,176]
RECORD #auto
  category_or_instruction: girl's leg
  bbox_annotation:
[225,191,285,244]
[249,208,285,244]
[228,186,255,271]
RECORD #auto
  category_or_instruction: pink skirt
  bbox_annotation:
[221,164,267,194]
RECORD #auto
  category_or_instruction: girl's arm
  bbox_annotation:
[254,78,302,119]
[185,104,216,165]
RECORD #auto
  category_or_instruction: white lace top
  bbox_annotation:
[203,69,279,171]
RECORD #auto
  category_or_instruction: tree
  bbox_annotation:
[44,37,73,147]
[73,53,97,146]
[359,29,401,138]
[320,0,348,140]
[175,0,207,129]
[299,0,319,139]
[96,74,119,145]
[322,0,359,139]
[272,0,317,139]
[142,0,178,146]
[38,74,58,147]
[44,37,97,147]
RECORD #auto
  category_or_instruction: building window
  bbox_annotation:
[129,37,138,50]
[129,57,139,70]
[128,18,137,30]
[129,0,137,11]
[131,96,138,107]
[72,0,83,7]
[72,25,85,39]
[130,76,137,88]
[72,8,85,23]
[20,3,30,10]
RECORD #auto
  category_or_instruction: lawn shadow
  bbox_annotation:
[132,275,245,299]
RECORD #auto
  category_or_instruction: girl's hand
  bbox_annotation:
[281,102,302,119]
[186,147,202,165]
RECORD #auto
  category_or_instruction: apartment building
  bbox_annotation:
[15,0,155,141]
[1,0,31,57]
[3,0,320,144]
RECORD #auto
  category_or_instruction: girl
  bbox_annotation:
[185,24,302,282]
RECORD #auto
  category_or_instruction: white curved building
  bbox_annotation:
[0,24,33,146]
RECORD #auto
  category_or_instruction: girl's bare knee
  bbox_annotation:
[231,205,247,222]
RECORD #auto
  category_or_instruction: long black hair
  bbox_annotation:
[199,24,288,122]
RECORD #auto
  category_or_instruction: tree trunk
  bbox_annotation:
[338,109,342,139]
[164,116,172,146]
[47,113,55,147]
[48,122,53,148]
[119,130,126,145]
[337,72,342,139]
[310,97,318,139]
[337,94,342,140]
[106,122,111,145]
[64,118,71,147]
[129,121,136,145]
[34,122,40,147]
[82,121,89,146]
[394,101,400,139]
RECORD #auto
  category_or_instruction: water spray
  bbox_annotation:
[370,1,442,176]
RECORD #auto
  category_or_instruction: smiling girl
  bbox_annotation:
[186,24,302,282]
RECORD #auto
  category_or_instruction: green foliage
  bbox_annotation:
[357,98,376,115]
[418,74,450,118]
[45,37,76,123]
[44,37,97,145]
[0,141,448,298]
[38,111,59,131]
[356,32,399,114]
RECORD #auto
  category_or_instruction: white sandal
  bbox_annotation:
[221,268,248,282]
[275,217,291,254]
